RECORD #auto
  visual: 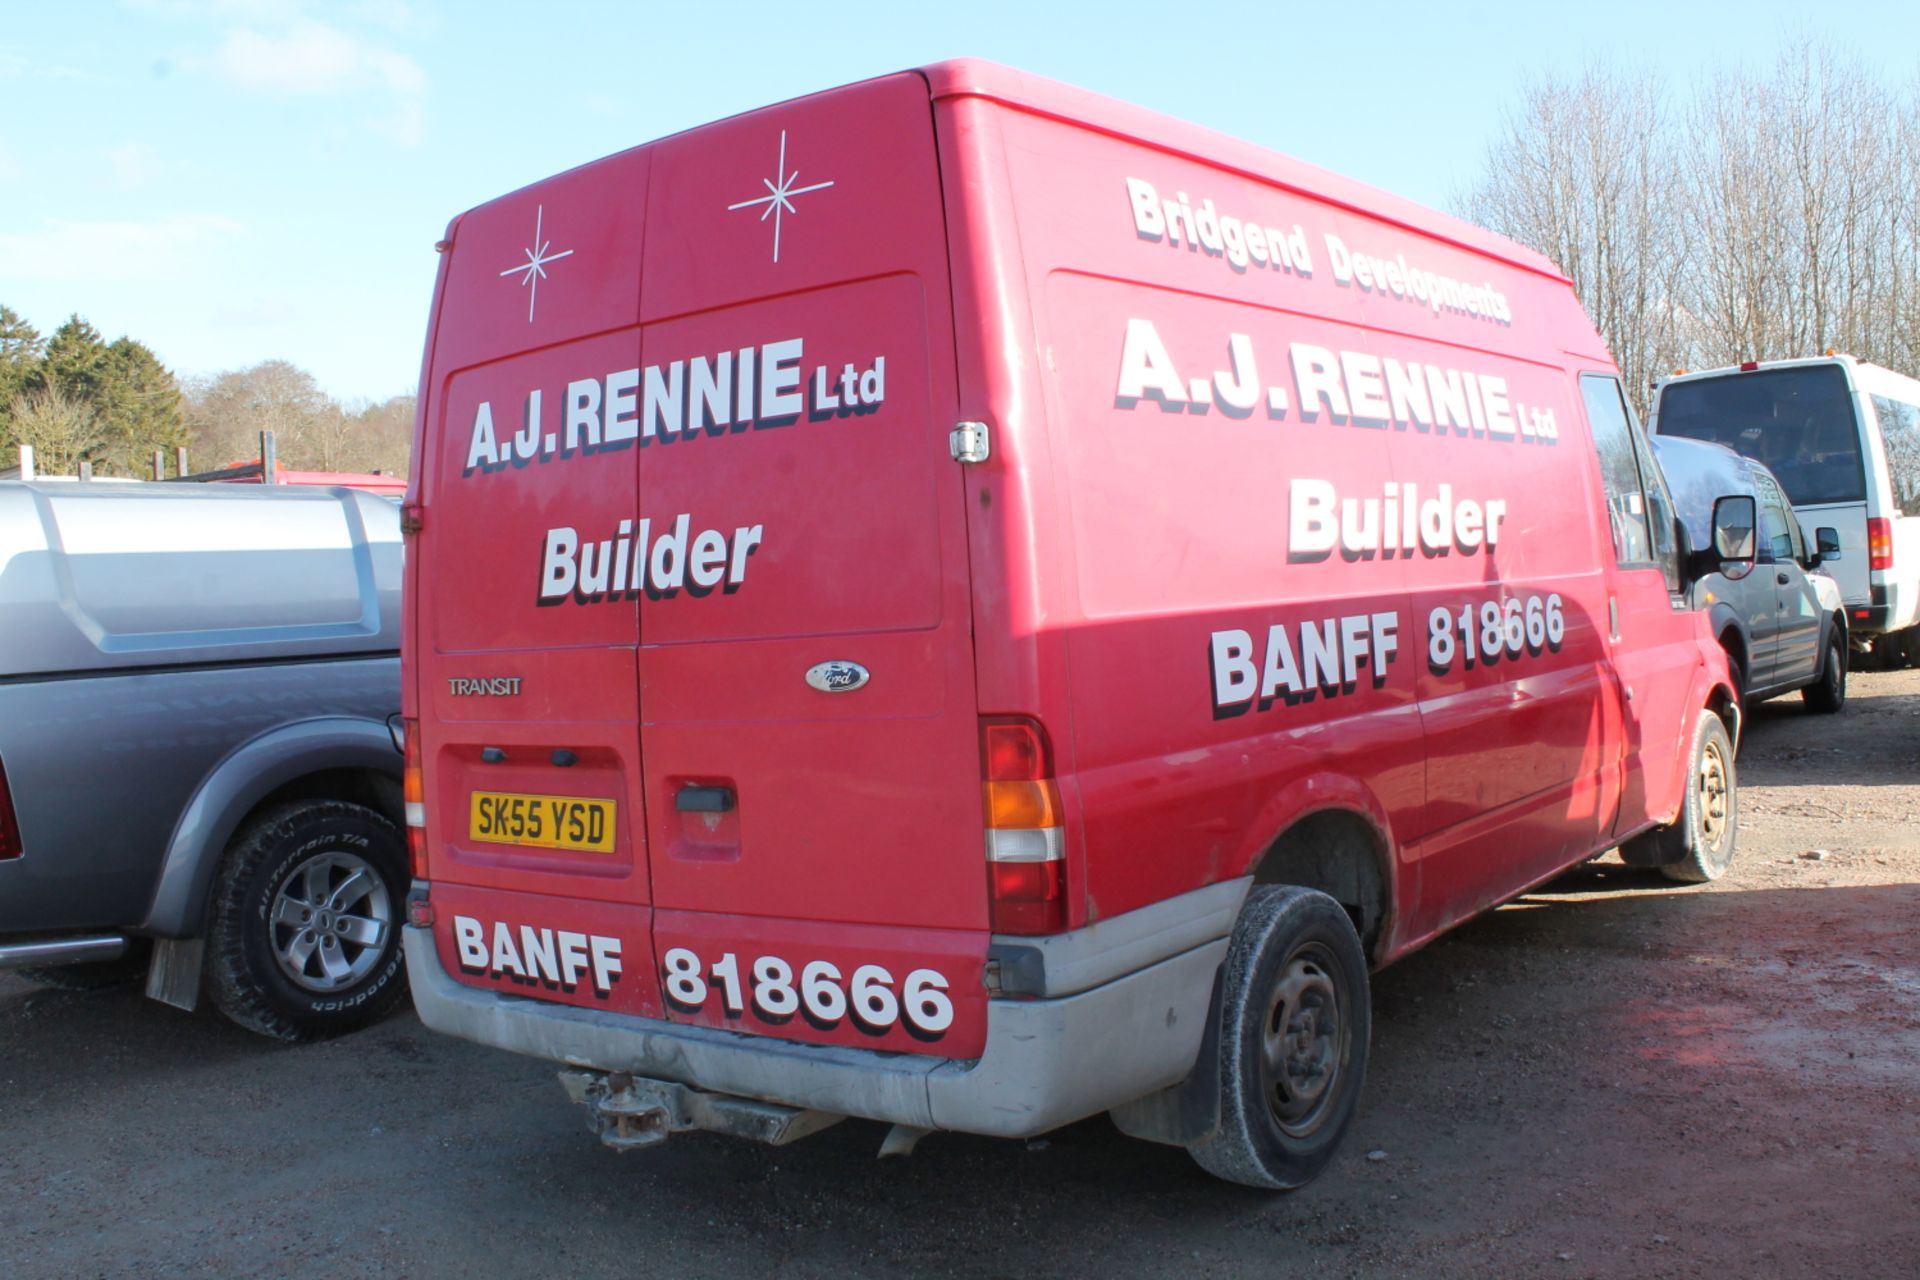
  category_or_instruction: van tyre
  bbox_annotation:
[1637,710,1737,884]
[209,801,409,1041]
[1801,635,1846,714]
[1185,886,1370,1190]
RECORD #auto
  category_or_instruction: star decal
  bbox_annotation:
[499,204,574,323]
[726,130,835,264]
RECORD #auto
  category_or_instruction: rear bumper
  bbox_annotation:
[403,880,1244,1139]
[1848,597,1893,637]
[1850,583,1907,638]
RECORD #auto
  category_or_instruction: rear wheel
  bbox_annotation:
[1185,886,1370,1190]
[1801,633,1846,714]
[208,800,409,1041]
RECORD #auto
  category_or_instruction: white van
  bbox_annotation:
[1651,355,1920,663]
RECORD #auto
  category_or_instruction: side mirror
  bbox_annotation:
[1814,526,1841,564]
[1687,494,1757,583]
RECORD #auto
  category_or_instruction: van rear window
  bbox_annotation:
[1657,365,1864,506]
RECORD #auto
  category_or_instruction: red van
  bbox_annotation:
[399,61,1750,1189]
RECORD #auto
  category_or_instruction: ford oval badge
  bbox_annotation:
[805,661,870,693]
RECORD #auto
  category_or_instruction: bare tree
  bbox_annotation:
[8,385,101,476]
[1461,43,1919,392]
[1459,64,1685,404]
[182,361,412,477]
[1679,46,1912,366]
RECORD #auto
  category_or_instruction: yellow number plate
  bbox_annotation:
[469,791,616,853]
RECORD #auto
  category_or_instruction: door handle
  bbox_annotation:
[1777,572,1791,585]
[675,785,736,813]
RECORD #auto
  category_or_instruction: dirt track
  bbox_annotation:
[3,672,1917,1278]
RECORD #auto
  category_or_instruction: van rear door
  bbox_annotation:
[632,75,989,1058]
[414,149,660,1018]
[1654,364,1872,607]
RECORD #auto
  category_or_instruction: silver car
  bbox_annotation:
[0,480,405,1039]
[1653,435,1848,712]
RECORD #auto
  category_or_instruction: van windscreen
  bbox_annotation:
[1657,365,1864,506]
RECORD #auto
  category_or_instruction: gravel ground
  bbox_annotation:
[3,670,1916,1279]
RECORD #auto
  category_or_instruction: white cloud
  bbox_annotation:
[213,18,424,94]
[106,142,167,191]
[208,17,427,144]
[0,214,247,284]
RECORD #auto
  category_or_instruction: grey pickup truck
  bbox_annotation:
[0,479,406,1039]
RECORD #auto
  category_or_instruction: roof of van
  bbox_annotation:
[454,59,1571,291]
[917,59,1570,287]
[1659,355,1858,385]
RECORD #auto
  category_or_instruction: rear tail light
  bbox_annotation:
[981,717,1067,934]
[0,753,23,861]
[1868,518,1893,572]
[402,717,428,878]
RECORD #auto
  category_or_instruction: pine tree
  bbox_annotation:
[39,314,111,402]
[97,338,186,475]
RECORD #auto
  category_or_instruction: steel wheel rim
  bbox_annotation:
[1259,944,1347,1139]
[269,851,392,993]
[1698,736,1731,850]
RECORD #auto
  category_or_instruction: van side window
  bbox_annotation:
[1757,492,1793,562]
[1750,468,1802,563]
[1627,415,1682,589]
[1873,394,1920,518]
[1581,374,1676,585]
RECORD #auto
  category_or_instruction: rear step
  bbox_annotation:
[558,1069,846,1151]
[0,935,127,970]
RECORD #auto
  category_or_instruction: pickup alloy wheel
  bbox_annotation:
[209,800,409,1041]
[269,849,392,993]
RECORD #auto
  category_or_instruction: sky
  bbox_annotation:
[2,0,1912,405]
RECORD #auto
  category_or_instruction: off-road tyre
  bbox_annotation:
[208,800,409,1041]
[1801,634,1846,714]
[1185,886,1371,1190]
[1650,710,1738,884]
[16,940,153,991]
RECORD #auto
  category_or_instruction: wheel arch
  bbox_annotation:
[1239,786,1397,965]
[1708,601,1750,694]
[141,717,403,938]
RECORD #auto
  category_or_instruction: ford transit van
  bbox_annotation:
[397,61,1746,1188]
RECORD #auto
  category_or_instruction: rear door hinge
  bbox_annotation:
[949,421,990,464]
